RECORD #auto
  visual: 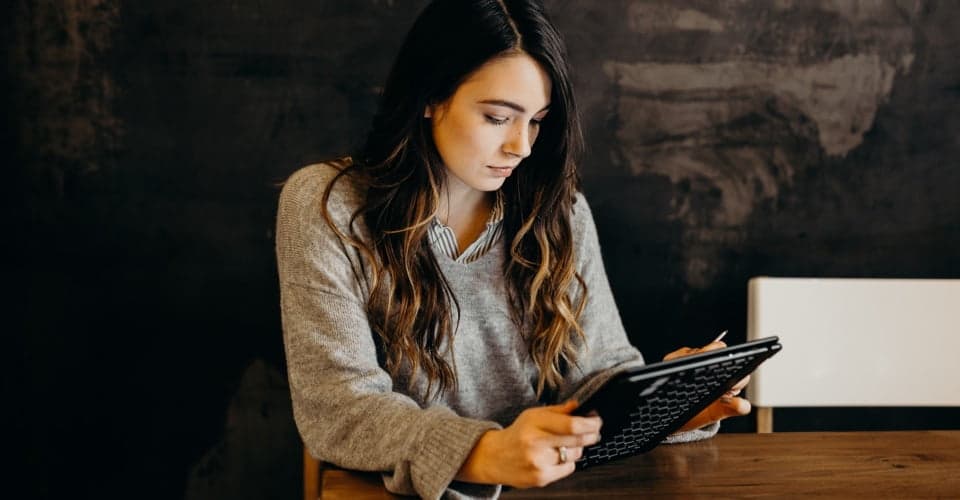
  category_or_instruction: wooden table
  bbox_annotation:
[319,431,960,498]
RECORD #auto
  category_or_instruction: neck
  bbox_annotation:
[436,176,495,254]
[437,178,492,228]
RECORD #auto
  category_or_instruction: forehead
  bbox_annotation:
[454,53,552,109]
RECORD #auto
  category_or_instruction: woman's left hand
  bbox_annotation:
[663,340,752,433]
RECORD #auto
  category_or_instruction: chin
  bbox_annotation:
[478,179,507,192]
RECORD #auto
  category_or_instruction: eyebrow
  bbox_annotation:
[478,99,551,114]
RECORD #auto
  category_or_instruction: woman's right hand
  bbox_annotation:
[455,400,602,488]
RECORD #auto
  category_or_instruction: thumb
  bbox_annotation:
[676,397,752,433]
[719,396,752,417]
[707,396,752,422]
[549,399,579,414]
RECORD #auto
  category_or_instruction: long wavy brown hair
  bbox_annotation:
[321,0,586,400]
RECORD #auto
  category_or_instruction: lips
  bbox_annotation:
[486,165,516,177]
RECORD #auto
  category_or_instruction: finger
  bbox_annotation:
[548,400,579,414]
[554,445,585,467]
[664,340,728,361]
[553,432,601,449]
[542,444,586,465]
[701,396,750,422]
[677,402,726,432]
[556,460,577,480]
[697,340,727,353]
[543,400,603,432]
[727,374,751,395]
[663,347,696,361]
[676,396,751,432]
[720,396,752,416]
[536,446,581,482]
[527,400,580,421]
[536,411,603,436]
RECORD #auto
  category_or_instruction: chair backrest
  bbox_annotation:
[746,278,960,430]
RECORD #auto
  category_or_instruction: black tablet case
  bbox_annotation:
[573,336,782,468]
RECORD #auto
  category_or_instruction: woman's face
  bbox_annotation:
[427,53,552,196]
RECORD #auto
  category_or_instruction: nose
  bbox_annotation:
[503,123,532,159]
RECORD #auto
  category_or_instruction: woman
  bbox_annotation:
[276,1,750,498]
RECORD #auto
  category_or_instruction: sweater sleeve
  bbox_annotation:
[276,165,501,500]
[557,193,718,442]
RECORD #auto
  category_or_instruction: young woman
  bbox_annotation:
[276,1,750,498]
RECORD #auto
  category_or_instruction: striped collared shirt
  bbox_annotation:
[429,192,505,264]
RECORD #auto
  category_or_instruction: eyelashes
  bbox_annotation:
[484,115,509,126]
[484,115,544,127]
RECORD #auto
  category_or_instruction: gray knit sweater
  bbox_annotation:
[276,162,717,499]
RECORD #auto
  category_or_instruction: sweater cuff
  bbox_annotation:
[662,421,720,444]
[411,411,502,500]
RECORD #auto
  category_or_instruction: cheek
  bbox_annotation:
[443,115,499,160]
[434,118,468,165]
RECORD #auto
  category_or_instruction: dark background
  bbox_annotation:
[9,1,959,498]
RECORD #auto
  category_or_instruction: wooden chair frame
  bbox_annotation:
[304,446,322,500]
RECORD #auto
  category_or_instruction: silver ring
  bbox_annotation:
[557,446,568,464]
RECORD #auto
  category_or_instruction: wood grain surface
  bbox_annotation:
[319,431,960,499]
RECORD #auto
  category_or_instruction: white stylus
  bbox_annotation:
[713,330,728,343]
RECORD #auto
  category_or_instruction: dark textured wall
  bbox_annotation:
[11,1,960,498]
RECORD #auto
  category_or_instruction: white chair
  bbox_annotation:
[746,277,960,433]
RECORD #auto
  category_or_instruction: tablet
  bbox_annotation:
[573,336,782,468]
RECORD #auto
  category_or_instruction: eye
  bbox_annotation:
[531,112,548,128]
[484,115,509,126]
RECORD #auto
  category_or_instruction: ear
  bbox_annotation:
[424,104,433,119]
